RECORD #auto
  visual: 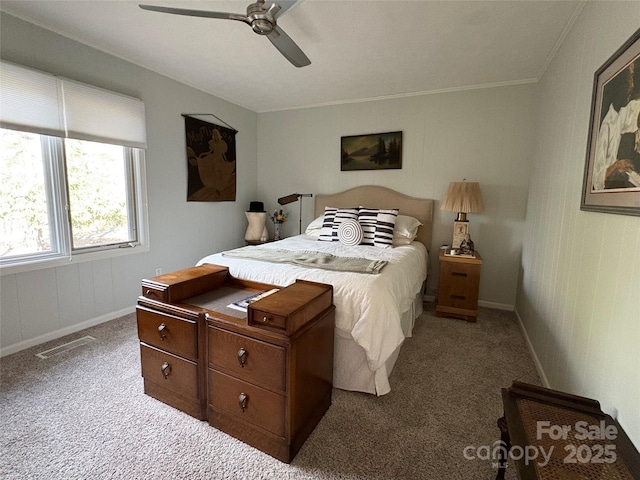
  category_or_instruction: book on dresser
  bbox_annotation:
[136,264,335,463]
[226,288,279,312]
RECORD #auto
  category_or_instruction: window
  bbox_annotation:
[0,61,148,271]
[65,138,138,251]
[0,130,56,259]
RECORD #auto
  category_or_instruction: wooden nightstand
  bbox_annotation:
[436,251,482,322]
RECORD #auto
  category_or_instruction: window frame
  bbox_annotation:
[0,131,149,275]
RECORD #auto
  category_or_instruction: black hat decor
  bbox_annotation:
[248,201,265,212]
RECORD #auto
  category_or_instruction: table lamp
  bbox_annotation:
[441,181,484,248]
[277,193,313,234]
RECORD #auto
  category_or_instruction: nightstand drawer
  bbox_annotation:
[209,370,285,437]
[439,262,480,308]
[208,326,286,392]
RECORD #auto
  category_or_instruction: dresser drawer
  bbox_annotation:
[248,280,333,334]
[208,327,285,392]
[140,284,167,302]
[248,309,287,330]
[137,307,198,361]
[140,343,198,399]
[141,265,228,303]
[209,370,285,437]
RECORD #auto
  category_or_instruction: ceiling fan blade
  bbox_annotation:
[267,25,310,67]
[139,4,245,22]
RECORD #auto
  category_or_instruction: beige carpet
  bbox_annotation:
[0,304,538,479]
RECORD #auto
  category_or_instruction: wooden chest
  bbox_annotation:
[136,265,334,463]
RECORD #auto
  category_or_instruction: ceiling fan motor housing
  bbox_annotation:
[246,0,279,35]
[251,19,273,34]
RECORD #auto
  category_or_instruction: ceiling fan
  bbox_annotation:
[139,0,310,67]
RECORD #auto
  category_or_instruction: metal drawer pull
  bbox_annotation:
[261,316,269,323]
[238,393,248,412]
[157,323,167,340]
[161,361,171,379]
[237,348,247,368]
[452,272,468,277]
[451,295,466,300]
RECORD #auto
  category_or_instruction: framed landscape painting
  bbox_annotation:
[581,28,640,216]
[341,131,402,171]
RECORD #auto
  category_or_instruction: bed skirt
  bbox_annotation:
[333,292,423,395]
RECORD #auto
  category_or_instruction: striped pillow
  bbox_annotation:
[318,207,360,242]
[318,207,338,242]
[357,207,379,246]
[358,207,399,248]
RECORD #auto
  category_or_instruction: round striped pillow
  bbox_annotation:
[337,218,363,246]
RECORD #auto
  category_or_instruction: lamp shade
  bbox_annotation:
[441,182,485,214]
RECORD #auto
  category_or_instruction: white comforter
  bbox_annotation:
[197,235,428,372]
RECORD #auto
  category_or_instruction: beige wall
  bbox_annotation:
[257,85,537,307]
[516,2,640,446]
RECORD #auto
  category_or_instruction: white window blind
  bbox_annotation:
[0,61,65,137]
[0,60,147,148]
[62,79,147,148]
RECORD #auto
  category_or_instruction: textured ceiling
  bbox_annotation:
[0,0,583,112]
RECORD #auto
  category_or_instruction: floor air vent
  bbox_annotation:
[36,336,96,359]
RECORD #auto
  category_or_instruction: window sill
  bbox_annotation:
[0,244,150,276]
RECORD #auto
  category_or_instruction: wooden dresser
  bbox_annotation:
[136,264,335,463]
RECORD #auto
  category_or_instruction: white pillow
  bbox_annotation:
[337,218,363,246]
[393,215,422,242]
[305,215,324,237]
[392,237,413,246]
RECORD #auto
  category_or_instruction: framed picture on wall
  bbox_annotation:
[581,28,640,216]
[341,131,402,171]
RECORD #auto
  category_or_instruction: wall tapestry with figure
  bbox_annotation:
[582,28,640,216]
[184,114,237,202]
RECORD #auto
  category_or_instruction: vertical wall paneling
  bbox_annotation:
[516,2,640,448]
[55,264,83,328]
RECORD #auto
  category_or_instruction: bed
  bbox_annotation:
[197,186,434,395]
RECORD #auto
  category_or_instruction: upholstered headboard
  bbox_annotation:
[314,185,434,250]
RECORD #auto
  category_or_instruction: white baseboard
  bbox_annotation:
[478,300,514,311]
[513,307,550,388]
[0,305,136,358]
